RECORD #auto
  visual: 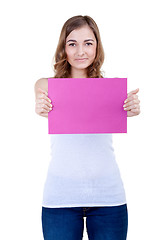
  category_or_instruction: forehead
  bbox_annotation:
[66,25,96,41]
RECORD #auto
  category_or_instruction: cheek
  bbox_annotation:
[88,46,96,57]
[65,47,75,59]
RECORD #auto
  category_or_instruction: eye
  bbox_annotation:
[69,43,76,46]
[86,42,93,46]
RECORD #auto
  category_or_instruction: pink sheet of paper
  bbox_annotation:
[48,78,127,134]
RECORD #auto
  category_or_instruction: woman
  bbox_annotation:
[34,15,140,240]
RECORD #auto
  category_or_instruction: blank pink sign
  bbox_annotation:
[48,78,127,134]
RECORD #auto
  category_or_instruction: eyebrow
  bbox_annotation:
[66,39,94,43]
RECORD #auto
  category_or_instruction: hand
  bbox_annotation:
[35,88,53,118]
[123,88,141,117]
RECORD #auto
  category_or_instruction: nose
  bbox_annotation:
[77,45,85,56]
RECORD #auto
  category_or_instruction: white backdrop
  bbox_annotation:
[0,0,160,239]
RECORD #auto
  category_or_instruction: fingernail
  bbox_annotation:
[124,100,127,103]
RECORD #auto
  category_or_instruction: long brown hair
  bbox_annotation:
[52,15,105,78]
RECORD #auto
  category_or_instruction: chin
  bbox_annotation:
[73,63,91,70]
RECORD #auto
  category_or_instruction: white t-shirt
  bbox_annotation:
[42,133,127,208]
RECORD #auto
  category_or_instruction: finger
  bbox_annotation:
[35,106,48,114]
[124,94,138,103]
[41,112,49,118]
[130,107,140,113]
[123,98,139,108]
[37,88,52,102]
[127,88,139,97]
[124,104,139,111]
[37,92,52,103]
[124,104,140,111]
[36,103,53,113]
[36,98,53,109]
[38,103,52,113]
[38,87,48,96]
[35,110,48,118]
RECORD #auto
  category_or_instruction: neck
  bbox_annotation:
[70,67,87,78]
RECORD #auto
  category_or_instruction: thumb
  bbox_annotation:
[38,87,48,96]
[128,88,139,97]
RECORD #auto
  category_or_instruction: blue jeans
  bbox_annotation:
[41,204,128,240]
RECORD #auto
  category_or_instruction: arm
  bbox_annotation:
[34,78,53,118]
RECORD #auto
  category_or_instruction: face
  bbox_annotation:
[65,25,97,71]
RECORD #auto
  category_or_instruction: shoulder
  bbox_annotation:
[34,77,50,92]
[35,77,48,86]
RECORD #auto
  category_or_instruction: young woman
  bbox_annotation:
[34,15,140,240]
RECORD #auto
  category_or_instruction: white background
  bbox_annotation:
[0,0,160,239]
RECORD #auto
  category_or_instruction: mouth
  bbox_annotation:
[75,58,88,62]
